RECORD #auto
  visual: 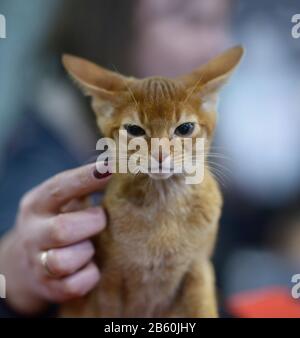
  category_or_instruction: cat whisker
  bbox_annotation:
[205,160,233,175]
[205,165,228,188]
[207,153,232,161]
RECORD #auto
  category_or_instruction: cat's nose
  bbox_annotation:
[159,153,171,170]
[151,152,169,166]
[158,149,170,164]
[158,151,163,164]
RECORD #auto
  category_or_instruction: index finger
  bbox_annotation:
[30,163,111,213]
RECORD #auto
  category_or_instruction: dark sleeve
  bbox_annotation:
[0,111,80,317]
[0,111,80,237]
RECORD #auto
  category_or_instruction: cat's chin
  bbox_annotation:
[148,172,174,180]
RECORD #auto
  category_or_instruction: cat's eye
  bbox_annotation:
[175,122,195,137]
[124,124,146,137]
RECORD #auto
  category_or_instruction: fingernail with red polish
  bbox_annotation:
[93,170,112,180]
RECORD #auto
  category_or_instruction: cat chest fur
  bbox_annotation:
[99,175,219,279]
[103,178,207,265]
[92,179,219,317]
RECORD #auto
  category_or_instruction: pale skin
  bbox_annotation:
[0,163,111,315]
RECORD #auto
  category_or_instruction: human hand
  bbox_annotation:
[0,164,111,315]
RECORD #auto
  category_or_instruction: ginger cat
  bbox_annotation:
[61,46,243,317]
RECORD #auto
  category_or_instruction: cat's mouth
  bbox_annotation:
[146,165,175,180]
[148,172,174,180]
[147,165,174,173]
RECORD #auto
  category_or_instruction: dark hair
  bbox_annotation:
[49,0,138,75]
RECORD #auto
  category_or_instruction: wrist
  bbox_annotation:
[0,230,49,316]
[5,289,49,316]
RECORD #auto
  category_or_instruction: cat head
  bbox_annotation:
[63,46,243,181]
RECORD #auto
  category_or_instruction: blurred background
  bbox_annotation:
[0,0,300,317]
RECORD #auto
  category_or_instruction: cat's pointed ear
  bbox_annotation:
[62,54,128,115]
[180,45,244,111]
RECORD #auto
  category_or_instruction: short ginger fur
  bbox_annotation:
[60,46,243,317]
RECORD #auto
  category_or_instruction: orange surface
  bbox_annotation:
[227,287,300,318]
